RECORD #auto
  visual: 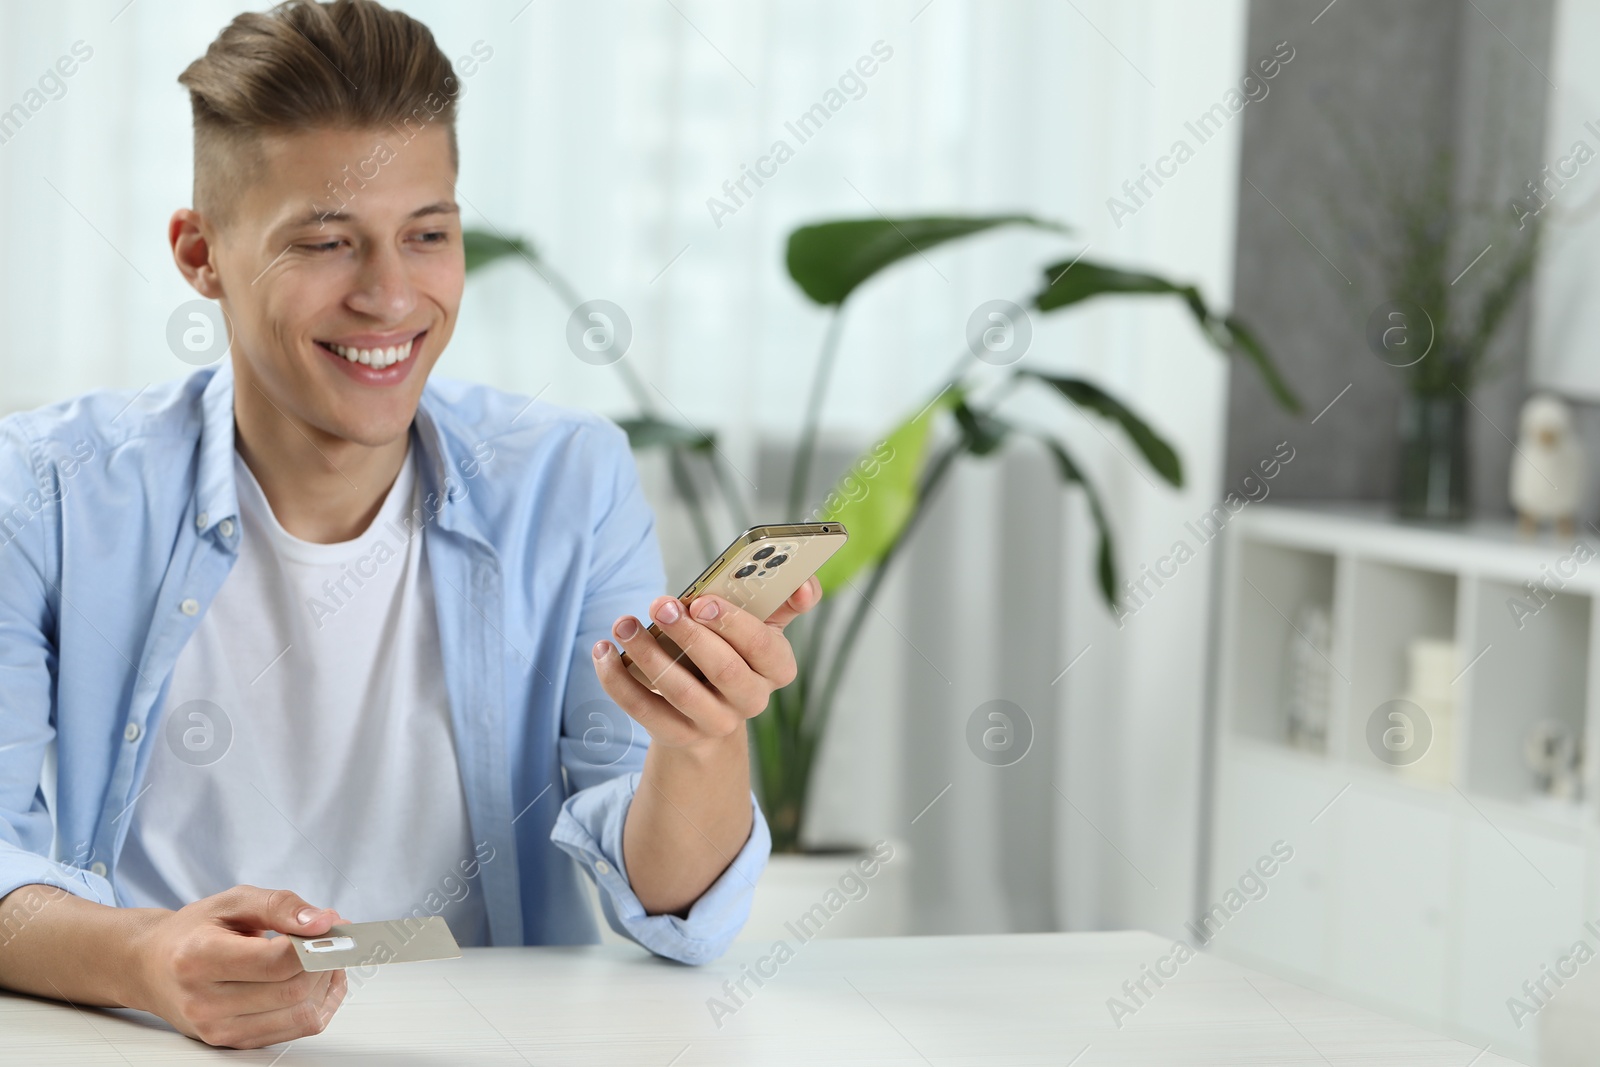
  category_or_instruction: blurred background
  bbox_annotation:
[6,0,1600,1063]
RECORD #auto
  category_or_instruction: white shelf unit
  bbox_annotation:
[1207,504,1600,1064]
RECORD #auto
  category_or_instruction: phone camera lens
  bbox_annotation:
[753,546,775,561]
[735,564,758,578]
[765,554,788,568]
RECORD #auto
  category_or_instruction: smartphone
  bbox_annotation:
[621,522,849,691]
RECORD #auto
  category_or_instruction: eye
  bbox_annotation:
[412,230,450,245]
[297,239,345,253]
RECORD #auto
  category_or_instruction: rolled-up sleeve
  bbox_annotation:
[551,773,769,964]
[0,850,115,910]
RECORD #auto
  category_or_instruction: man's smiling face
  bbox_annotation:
[206,124,463,448]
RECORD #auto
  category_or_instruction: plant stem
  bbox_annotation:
[526,259,585,316]
[674,460,718,561]
[808,435,966,748]
[706,450,752,532]
[526,256,722,558]
[787,309,848,521]
[796,594,835,715]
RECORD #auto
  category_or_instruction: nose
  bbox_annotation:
[345,243,417,324]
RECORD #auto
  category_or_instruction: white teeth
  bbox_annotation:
[327,340,414,368]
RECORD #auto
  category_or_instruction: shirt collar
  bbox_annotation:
[414,384,491,546]
[193,363,489,547]
[194,361,239,534]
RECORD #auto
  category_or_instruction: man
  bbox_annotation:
[0,0,810,1049]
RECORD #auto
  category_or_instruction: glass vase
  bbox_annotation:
[1397,391,1469,522]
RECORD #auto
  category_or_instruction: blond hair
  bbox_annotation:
[178,0,458,224]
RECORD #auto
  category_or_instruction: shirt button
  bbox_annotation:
[180,598,200,616]
[594,860,611,875]
[218,519,235,538]
[89,862,107,877]
[195,511,209,529]
[123,722,141,742]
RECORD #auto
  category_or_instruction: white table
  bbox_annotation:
[3,931,1522,1065]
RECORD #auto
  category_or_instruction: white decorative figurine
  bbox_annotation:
[1511,393,1585,538]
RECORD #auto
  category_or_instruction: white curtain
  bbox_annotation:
[0,0,1248,940]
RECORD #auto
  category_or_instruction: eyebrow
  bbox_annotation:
[283,200,460,230]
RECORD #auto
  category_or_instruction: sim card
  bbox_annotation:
[289,916,461,973]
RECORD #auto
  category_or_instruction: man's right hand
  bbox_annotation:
[129,885,350,1048]
[0,881,350,1050]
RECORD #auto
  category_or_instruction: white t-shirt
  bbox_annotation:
[119,445,488,946]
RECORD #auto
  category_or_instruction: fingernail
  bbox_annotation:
[655,599,681,624]
[297,907,318,925]
[691,597,719,621]
[592,640,611,659]
[614,617,639,640]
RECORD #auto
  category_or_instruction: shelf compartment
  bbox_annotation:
[1343,560,1457,778]
[1460,576,1591,807]
[1225,539,1337,752]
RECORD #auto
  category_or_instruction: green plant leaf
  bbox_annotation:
[812,386,963,591]
[616,416,715,452]
[1032,433,1119,607]
[952,398,1011,456]
[1219,314,1300,413]
[1035,260,1187,311]
[1033,259,1302,413]
[787,215,1067,306]
[1021,371,1183,488]
[463,229,537,274]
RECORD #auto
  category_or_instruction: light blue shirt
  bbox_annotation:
[0,362,768,964]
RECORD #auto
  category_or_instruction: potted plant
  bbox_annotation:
[1333,142,1540,522]
[464,217,1299,933]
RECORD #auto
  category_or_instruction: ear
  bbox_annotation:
[169,209,224,299]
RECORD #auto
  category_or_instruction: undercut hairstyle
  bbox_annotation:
[178,0,459,226]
